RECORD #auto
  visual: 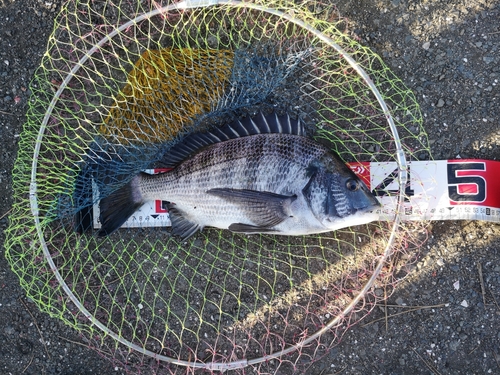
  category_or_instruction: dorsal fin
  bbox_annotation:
[161,111,304,168]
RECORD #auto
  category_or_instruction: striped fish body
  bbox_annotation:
[98,112,380,238]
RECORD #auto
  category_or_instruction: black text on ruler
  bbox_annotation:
[372,166,415,201]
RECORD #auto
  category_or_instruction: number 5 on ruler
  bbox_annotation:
[447,162,486,203]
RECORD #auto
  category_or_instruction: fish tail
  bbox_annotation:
[98,175,144,236]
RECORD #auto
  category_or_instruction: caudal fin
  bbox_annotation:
[98,176,143,236]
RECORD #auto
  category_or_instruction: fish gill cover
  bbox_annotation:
[5,0,431,373]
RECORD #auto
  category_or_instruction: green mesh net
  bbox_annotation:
[5,0,431,373]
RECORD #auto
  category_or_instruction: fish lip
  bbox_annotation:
[359,199,381,211]
[325,203,379,222]
[357,206,379,214]
[349,201,380,219]
[351,195,381,211]
[323,204,380,228]
[356,203,381,216]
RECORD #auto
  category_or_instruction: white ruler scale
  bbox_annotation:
[92,159,500,229]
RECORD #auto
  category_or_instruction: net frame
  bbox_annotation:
[13,0,416,372]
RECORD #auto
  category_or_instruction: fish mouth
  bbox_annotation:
[325,205,379,223]
[351,193,381,212]
[355,199,381,221]
[354,206,381,220]
[324,204,380,230]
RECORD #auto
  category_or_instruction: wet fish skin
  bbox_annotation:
[98,112,380,238]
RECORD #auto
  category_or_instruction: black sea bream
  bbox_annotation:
[98,112,380,238]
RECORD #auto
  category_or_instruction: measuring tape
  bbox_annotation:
[92,159,500,229]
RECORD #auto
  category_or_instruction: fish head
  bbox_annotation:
[303,158,380,230]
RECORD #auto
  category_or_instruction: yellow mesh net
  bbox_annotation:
[5,0,431,373]
[101,48,234,143]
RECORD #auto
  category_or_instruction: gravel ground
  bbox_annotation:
[1,0,499,374]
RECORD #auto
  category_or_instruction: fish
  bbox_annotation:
[98,111,380,238]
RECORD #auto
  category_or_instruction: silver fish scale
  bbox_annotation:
[138,134,327,229]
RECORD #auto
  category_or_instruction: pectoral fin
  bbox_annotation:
[207,188,296,228]
[167,203,201,239]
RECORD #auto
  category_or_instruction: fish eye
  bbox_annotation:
[345,178,359,192]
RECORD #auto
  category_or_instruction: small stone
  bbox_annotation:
[460,300,468,308]
[483,56,495,64]
[436,98,445,107]
[453,280,460,290]
[436,258,444,267]
[449,340,460,351]
[422,41,431,50]
[4,325,15,335]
